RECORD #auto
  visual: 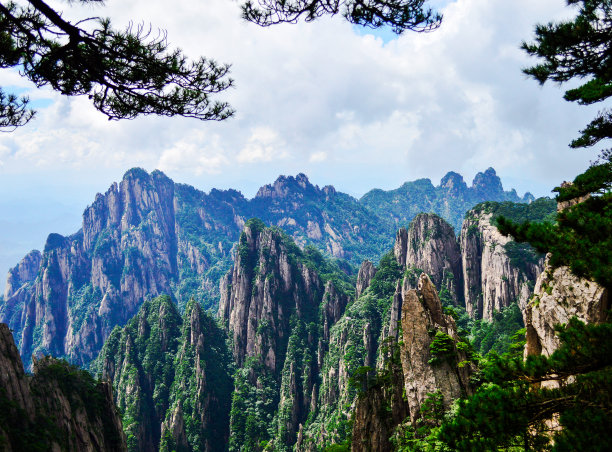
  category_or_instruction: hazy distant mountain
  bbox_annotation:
[361,167,534,232]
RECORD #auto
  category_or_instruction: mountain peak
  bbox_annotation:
[472,167,503,198]
[440,172,468,193]
[255,173,322,199]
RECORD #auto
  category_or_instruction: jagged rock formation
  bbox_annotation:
[2,168,535,370]
[525,260,609,357]
[219,219,354,450]
[350,275,474,451]
[91,296,232,452]
[361,167,533,233]
[355,260,376,299]
[0,323,126,451]
[394,214,463,305]
[460,208,545,320]
[400,274,472,422]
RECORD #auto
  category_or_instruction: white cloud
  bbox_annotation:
[158,131,229,175]
[309,151,327,163]
[237,127,288,163]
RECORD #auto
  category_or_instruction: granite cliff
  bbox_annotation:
[0,323,126,451]
[1,169,534,370]
[91,295,233,452]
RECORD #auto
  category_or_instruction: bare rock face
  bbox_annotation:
[351,362,409,452]
[394,214,463,305]
[4,250,41,300]
[219,220,323,370]
[2,169,241,369]
[356,260,377,299]
[460,210,543,320]
[524,260,609,357]
[400,274,472,421]
[0,323,126,451]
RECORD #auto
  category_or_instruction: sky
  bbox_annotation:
[0,0,603,292]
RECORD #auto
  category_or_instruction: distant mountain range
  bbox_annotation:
[0,167,533,369]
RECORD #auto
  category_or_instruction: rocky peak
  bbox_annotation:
[356,260,377,299]
[440,171,468,196]
[255,173,321,200]
[472,167,504,199]
[394,214,464,305]
[400,274,472,422]
[4,250,41,299]
[219,219,324,370]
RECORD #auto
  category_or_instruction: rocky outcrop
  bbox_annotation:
[460,209,543,320]
[394,214,463,305]
[220,220,355,450]
[92,296,232,452]
[524,260,609,357]
[219,219,324,371]
[351,360,409,452]
[400,274,472,421]
[3,250,41,300]
[356,260,376,299]
[0,323,126,451]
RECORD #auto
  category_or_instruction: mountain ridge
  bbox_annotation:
[0,168,538,370]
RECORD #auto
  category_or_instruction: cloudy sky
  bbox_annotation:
[0,0,602,290]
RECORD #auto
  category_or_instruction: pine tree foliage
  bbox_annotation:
[521,0,612,150]
[437,318,612,451]
[0,0,234,128]
[497,158,611,289]
[241,0,441,34]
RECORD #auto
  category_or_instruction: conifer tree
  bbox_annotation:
[0,0,235,129]
[433,3,612,450]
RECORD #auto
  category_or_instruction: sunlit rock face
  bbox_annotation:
[460,210,543,320]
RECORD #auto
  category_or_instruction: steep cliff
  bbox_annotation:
[1,169,243,369]
[525,260,609,357]
[219,219,354,451]
[355,260,376,299]
[349,272,474,451]
[460,200,554,320]
[394,214,463,305]
[91,296,232,452]
[0,323,126,451]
